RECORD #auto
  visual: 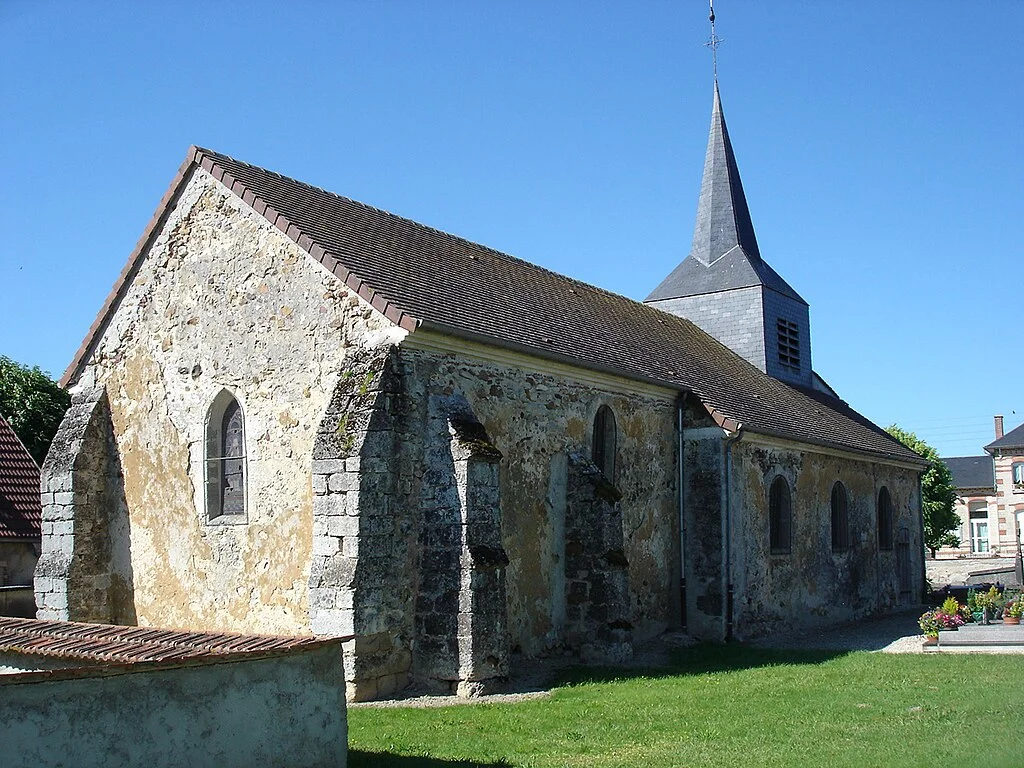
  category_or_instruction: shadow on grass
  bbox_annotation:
[554,643,851,687]
[348,751,512,767]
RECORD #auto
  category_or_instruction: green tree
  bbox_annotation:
[0,356,71,466]
[886,425,960,558]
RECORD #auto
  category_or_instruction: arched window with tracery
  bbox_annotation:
[769,476,792,554]
[877,487,894,550]
[831,481,849,551]
[206,391,247,521]
[592,405,616,481]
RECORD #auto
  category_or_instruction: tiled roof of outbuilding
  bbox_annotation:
[0,616,329,665]
[943,455,995,491]
[0,414,41,540]
[63,147,925,466]
[986,421,1024,452]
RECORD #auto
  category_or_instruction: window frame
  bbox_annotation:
[830,481,850,552]
[968,502,989,553]
[592,404,617,482]
[877,487,894,551]
[768,475,792,555]
[1012,462,1024,490]
[205,390,248,524]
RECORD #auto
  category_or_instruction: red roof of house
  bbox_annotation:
[0,414,40,540]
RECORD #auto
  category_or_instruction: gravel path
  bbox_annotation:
[747,607,927,654]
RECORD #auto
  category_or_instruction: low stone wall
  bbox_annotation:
[927,556,1020,587]
[0,643,347,768]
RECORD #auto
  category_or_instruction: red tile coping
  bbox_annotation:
[0,616,347,665]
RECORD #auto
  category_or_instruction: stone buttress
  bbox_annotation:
[414,393,509,696]
[35,388,135,625]
[564,451,632,661]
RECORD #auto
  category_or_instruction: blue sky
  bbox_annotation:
[1,1,1020,457]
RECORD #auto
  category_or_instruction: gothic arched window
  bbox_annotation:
[877,487,894,551]
[592,405,616,481]
[206,391,247,521]
[831,481,849,551]
[769,476,792,554]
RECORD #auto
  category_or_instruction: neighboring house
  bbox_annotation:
[943,416,1024,557]
[0,617,347,768]
[35,81,927,701]
[0,413,41,617]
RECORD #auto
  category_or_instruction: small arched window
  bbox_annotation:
[592,405,616,481]
[830,481,849,551]
[1013,462,1024,489]
[206,391,247,521]
[877,487,894,550]
[769,476,792,554]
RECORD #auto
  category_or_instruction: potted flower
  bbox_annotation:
[919,609,941,646]
[966,588,981,622]
[1005,596,1024,625]
[937,596,965,630]
[975,586,1002,625]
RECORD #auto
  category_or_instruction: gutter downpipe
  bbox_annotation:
[677,392,688,630]
[723,423,744,642]
[918,471,928,601]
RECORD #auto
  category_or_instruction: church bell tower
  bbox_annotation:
[645,68,812,388]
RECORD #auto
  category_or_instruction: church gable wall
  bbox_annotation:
[397,344,679,658]
[60,168,401,635]
[731,439,922,636]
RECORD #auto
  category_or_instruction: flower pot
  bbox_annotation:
[1005,616,1021,626]
[923,636,938,647]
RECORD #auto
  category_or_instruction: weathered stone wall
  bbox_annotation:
[58,168,402,634]
[398,342,679,658]
[681,399,728,641]
[309,344,413,701]
[563,452,632,661]
[35,389,134,624]
[413,393,509,695]
[731,439,923,637]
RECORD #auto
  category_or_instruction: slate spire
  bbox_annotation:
[690,82,760,266]
[645,83,804,304]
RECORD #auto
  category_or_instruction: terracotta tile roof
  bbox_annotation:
[63,147,925,466]
[0,414,40,540]
[0,616,329,665]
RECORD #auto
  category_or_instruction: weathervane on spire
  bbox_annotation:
[705,0,722,81]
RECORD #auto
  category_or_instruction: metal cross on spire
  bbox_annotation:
[705,0,722,81]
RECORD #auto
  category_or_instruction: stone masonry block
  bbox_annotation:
[328,472,359,493]
[312,608,354,638]
[312,535,341,556]
[312,459,347,475]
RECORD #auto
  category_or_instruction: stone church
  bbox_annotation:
[36,84,926,700]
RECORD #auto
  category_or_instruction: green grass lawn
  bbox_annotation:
[348,645,1024,767]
